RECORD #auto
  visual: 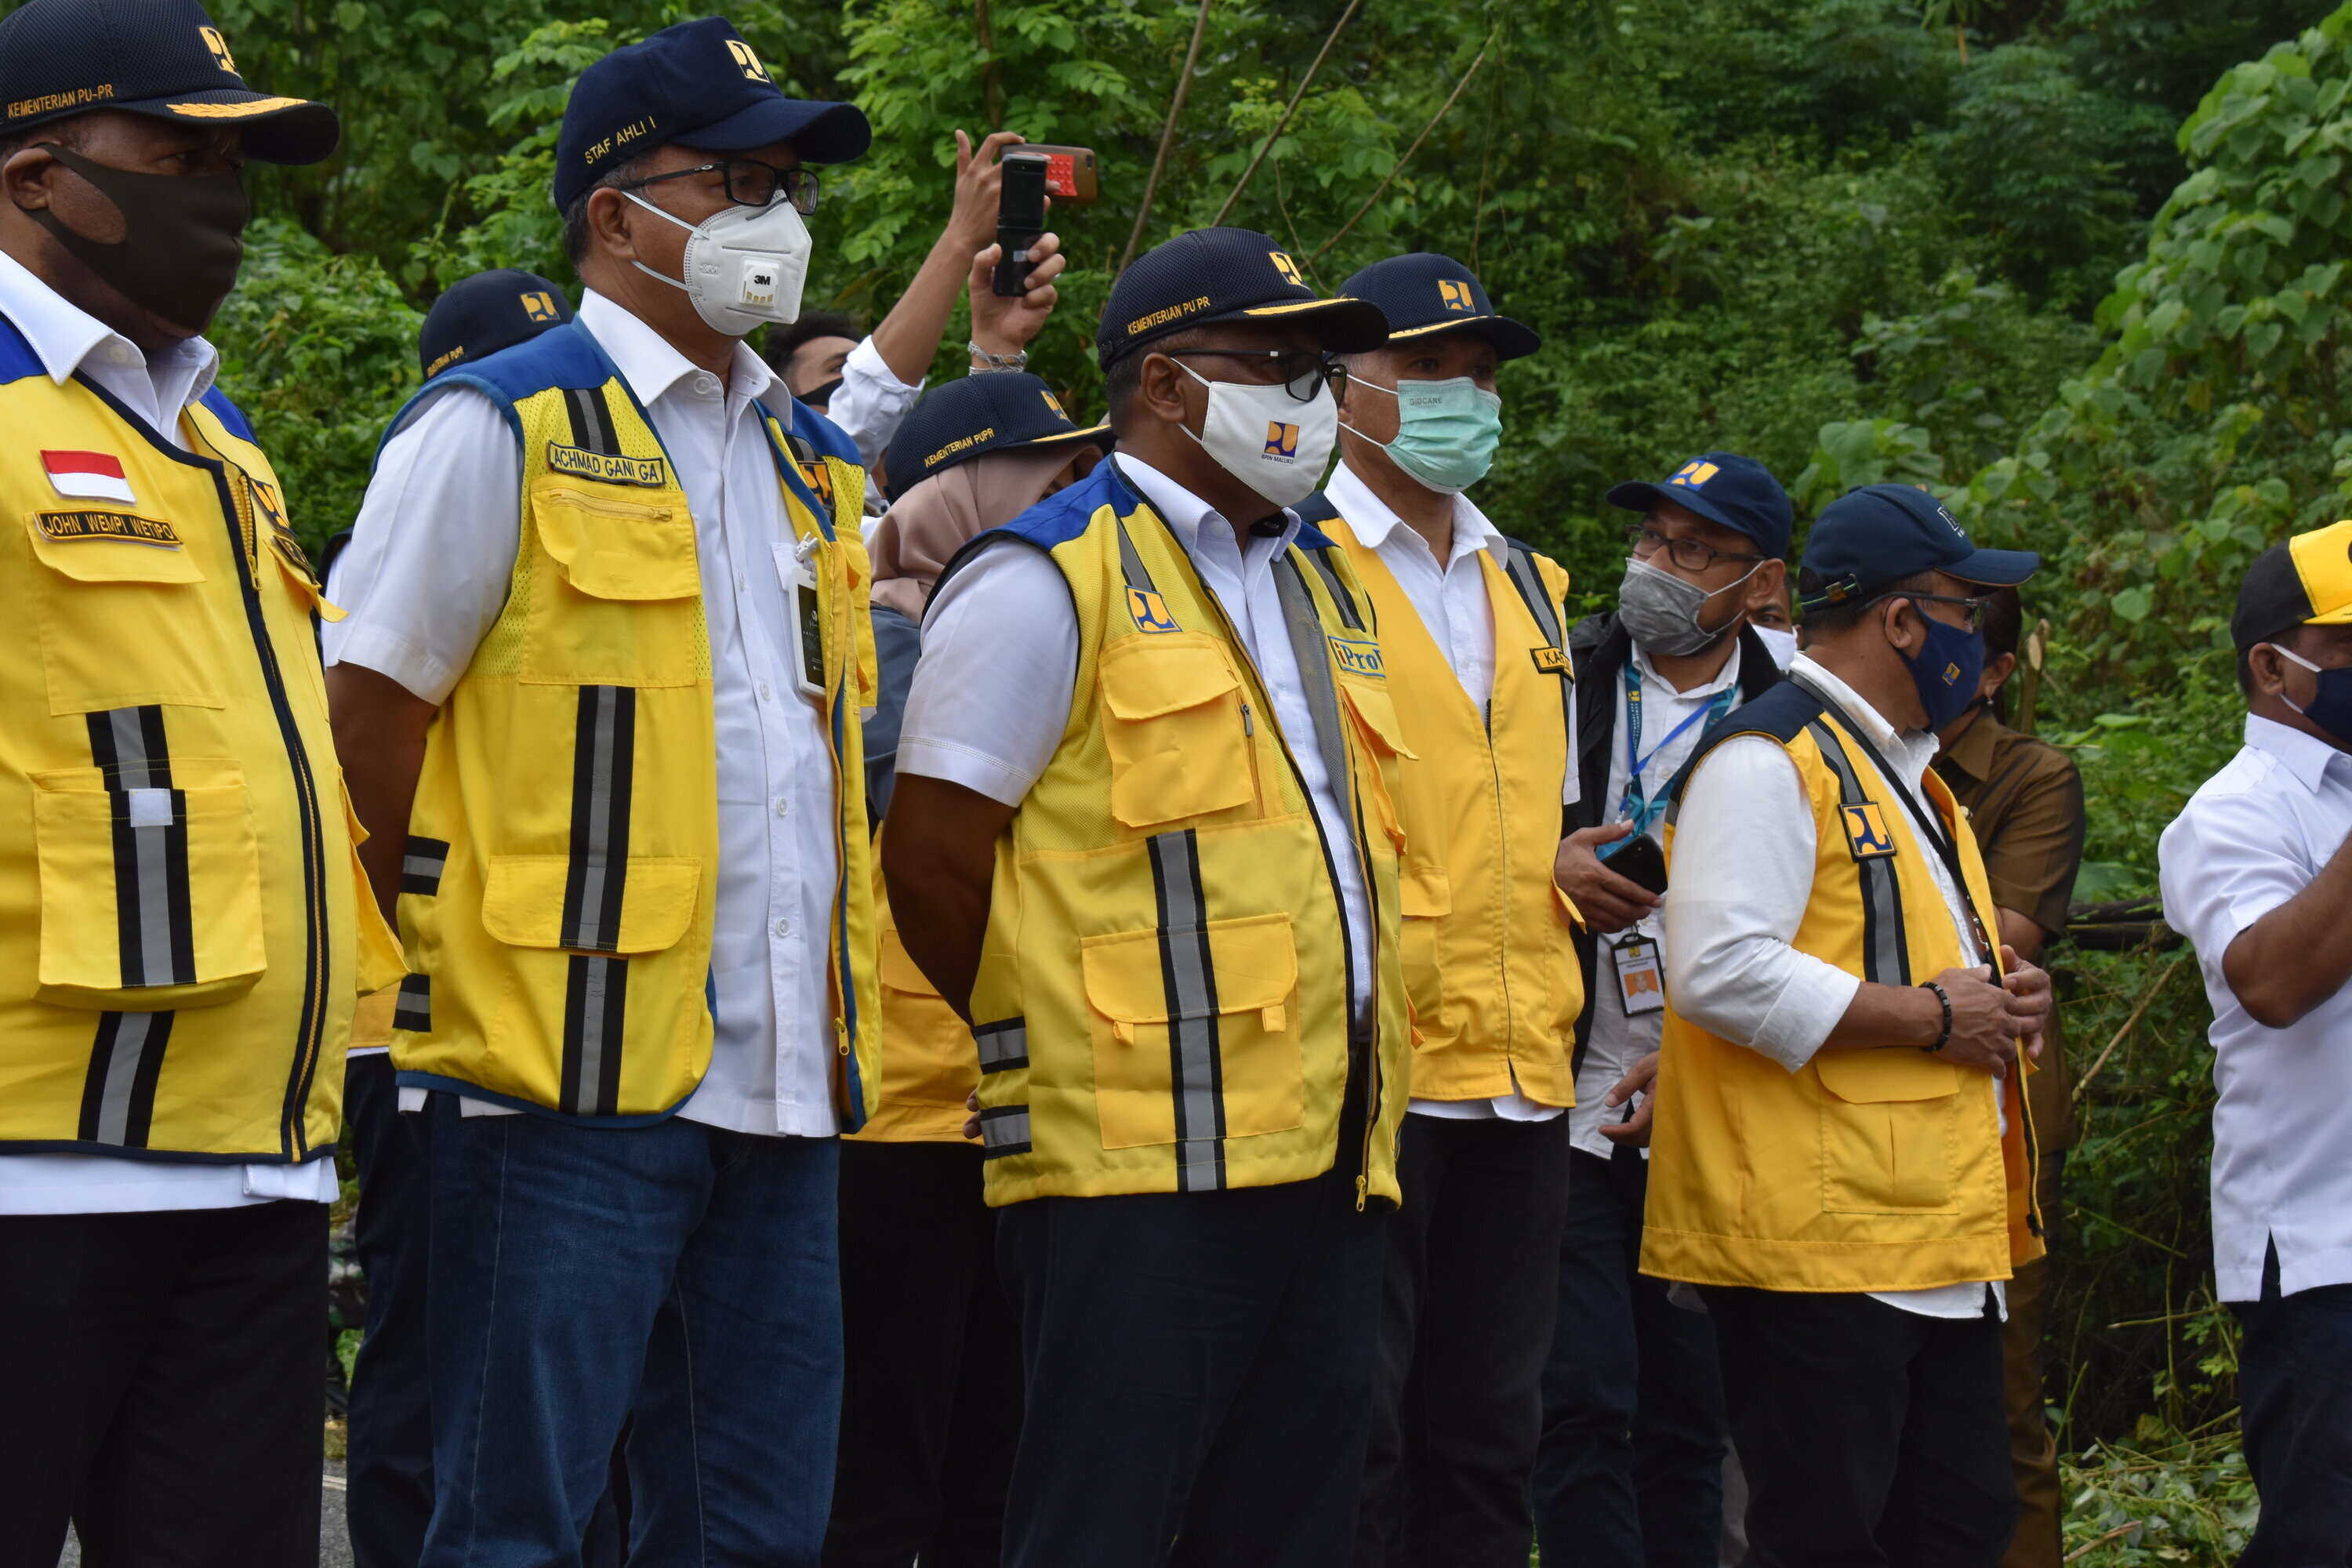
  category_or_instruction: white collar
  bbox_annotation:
[2247,713,2352,793]
[0,245,218,409]
[1324,459,1504,568]
[576,289,779,416]
[1630,637,1744,700]
[1115,453,1301,558]
[1791,652,1934,764]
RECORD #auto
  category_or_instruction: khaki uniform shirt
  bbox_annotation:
[1934,710,2086,1152]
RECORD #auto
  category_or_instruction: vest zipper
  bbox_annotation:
[207,448,332,1160]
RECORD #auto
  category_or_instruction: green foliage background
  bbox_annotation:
[16,0,2352,1552]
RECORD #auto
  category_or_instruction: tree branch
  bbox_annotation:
[1311,31,1495,267]
[1119,0,1217,276]
[1210,0,1362,229]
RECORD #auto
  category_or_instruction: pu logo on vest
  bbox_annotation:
[1269,252,1305,289]
[1530,645,1570,676]
[1264,422,1301,460]
[1670,459,1719,488]
[799,456,835,506]
[1841,801,1897,861]
[200,26,237,73]
[545,444,668,488]
[34,511,180,549]
[521,290,562,324]
[1438,280,1475,313]
[1127,587,1179,634]
[728,40,771,82]
[1329,637,1385,677]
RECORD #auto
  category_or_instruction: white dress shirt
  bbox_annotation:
[1323,462,1570,1122]
[898,455,1373,1014]
[2159,713,2352,1302]
[0,250,339,1214]
[1667,654,2004,1319]
[328,289,843,1138]
[1570,639,1749,1156]
[829,335,924,471]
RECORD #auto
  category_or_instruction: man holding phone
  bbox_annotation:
[1531,453,1792,1567]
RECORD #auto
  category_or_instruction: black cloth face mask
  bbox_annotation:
[21,143,250,335]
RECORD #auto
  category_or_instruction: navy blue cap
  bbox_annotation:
[418,270,572,379]
[1098,228,1388,369]
[1339,253,1540,361]
[554,17,870,210]
[0,0,339,165]
[882,373,1110,502]
[1800,484,2040,611]
[1607,452,1793,560]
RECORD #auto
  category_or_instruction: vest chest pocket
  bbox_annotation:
[877,928,975,1111]
[1815,1050,1966,1214]
[29,759,267,1010]
[1397,864,1452,1047]
[24,509,230,716]
[523,485,703,689]
[1081,911,1303,1150]
[1098,637,1255,829]
[1337,676,1414,852]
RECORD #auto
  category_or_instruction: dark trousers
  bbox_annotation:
[1703,1285,2015,1568]
[2232,1241,2352,1567]
[996,1170,1384,1568]
[1998,1150,2066,1568]
[1532,1145,1728,1568]
[1358,1112,1573,1566]
[0,1196,327,1568]
[346,1051,436,1568]
[420,1097,842,1568]
[826,1139,1021,1568]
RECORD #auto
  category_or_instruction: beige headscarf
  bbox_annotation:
[869,444,1094,622]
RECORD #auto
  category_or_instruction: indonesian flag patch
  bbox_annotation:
[42,450,135,505]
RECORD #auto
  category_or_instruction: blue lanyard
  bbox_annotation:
[1617,661,1737,837]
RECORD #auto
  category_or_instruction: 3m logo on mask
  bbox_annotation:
[741,263,779,308]
[1127,587,1179,634]
[1669,459,1719,488]
[199,26,237,74]
[1841,802,1897,862]
[1438,280,1475,313]
[728,40,771,82]
[1264,422,1301,460]
[1269,252,1305,289]
[520,290,561,323]
[1329,637,1385,677]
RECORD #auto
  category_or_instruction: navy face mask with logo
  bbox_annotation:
[1896,603,1985,731]
[2272,643,2352,746]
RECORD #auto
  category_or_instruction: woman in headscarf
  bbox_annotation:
[827,372,1105,1568]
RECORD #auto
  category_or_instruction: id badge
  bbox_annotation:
[1612,935,1666,1016]
[774,540,828,700]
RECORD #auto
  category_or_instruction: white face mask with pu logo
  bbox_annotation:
[1175,361,1338,510]
[626,189,811,336]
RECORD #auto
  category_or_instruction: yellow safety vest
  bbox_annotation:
[0,311,401,1162]
[848,863,979,1143]
[389,322,882,1125]
[1322,507,1583,1105]
[959,462,1414,1207]
[1640,678,2044,1291]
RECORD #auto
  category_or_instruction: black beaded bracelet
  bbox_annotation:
[1918,980,1952,1053]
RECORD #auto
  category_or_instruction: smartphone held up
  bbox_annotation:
[990,144,1097,297]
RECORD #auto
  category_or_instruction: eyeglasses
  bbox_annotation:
[1162,347,1345,404]
[619,158,820,216]
[1886,590,1994,632]
[1625,523,1764,574]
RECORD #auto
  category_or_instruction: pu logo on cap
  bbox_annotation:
[1841,802,1896,862]
[1269,252,1304,289]
[1264,422,1301,459]
[1040,390,1068,420]
[728,40,772,82]
[199,26,237,73]
[1438,280,1474,313]
[520,291,561,323]
[1127,587,1179,634]
[1670,459,1719,488]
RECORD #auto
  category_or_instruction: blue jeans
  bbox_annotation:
[419,1095,843,1567]
[2233,1242,2352,1567]
[1532,1145,1727,1568]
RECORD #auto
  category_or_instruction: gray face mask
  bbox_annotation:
[1617,557,1751,657]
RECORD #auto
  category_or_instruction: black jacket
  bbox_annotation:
[1564,614,1784,1065]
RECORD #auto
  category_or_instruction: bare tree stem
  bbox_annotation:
[1210,0,1363,229]
[1119,0,1217,276]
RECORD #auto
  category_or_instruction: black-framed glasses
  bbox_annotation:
[620,158,819,216]
[1162,347,1345,404]
[1882,589,1994,632]
[1625,522,1764,574]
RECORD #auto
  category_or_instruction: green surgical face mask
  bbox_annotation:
[1344,373,1503,495]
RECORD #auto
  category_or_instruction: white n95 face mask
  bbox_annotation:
[626,189,812,336]
[1176,361,1338,510]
